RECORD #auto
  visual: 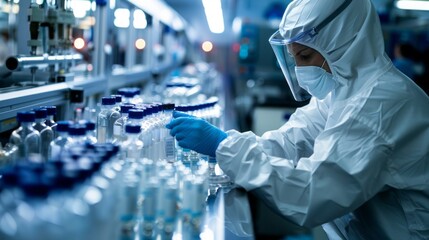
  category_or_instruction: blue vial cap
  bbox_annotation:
[145,106,154,115]
[50,173,75,190]
[208,157,217,163]
[111,94,122,103]
[127,87,140,95]
[128,109,144,119]
[125,124,141,134]
[175,105,188,112]
[17,111,36,123]
[56,120,72,132]
[85,121,96,131]
[78,120,96,131]
[41,106,57,116]
[68,124,87,136]
[122,90,135,98]
[1,167,18,186]
[117,89,126,95]
[152,104,161,113]
[19,176,50,198]
[162,103,175,111]
[46,160,65,170]
[34,108,48,119]
[101,97,116,105]
[120,104,134,114]
[190,105,199,111]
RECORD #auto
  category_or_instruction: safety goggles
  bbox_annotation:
[269,0,352,101]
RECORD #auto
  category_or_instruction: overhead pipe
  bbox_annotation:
[5,53,82,71]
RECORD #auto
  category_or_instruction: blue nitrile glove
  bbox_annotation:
[171,110,194,119]
[166,111,227,157]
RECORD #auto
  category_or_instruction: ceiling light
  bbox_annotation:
[202,0,224,34]
[396,0,429,11]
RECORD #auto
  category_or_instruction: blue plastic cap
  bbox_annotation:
[122,90,135,98]
[134,88,141,95]
[68,124,87,136]
[50,173,75,189]
[95,0,107,6]
[162,103,175,110]
[101,97,116,105]
[78,120,96,131]
[120,104,134,114]
[19,175,50,198]
[17,111,36,123]
[117,89,126,95]
[41,106,57,116]
[1,167,18,186]
[142,106,151,115]
[111,95,122,103]
[34,108,48,119]
[125,124,141,134]
[85,121,96,131]
[56,120,72,132]
[152,104,161,113]
[128,109,144,119]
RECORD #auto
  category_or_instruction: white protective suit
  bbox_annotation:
[216,0,429,239]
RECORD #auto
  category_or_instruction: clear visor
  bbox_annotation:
[269,0,352,101]
[269,30,311,101]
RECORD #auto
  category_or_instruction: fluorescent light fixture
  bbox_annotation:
[110,0,116,9]
[202,0,225,34]
[232,17,242,34]
[71,0,92,18]
[127,0,186,31]
[396,0,429,10]
[133,9,147,29]
[114,8,130,28]
[172,19,185,31]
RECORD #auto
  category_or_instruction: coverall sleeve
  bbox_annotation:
[216,101,392,228]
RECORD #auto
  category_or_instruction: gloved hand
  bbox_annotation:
[166,111,227,157]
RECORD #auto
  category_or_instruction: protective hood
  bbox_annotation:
[280,0,392,100]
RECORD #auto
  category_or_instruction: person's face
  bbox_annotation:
[287,43,331,73]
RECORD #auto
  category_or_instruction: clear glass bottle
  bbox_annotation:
[79,120,97,144]
[118,124,143,239]
[121,124,143,163]
[131,88,143,105]
[65,124,87,151]
[113,104,134,143]
[149,105,162,161]
[9,111,41,161]
[118,88,135,105]
[43,106,58,134]
[127,108,144,126]
[207,156,231,188]
[111,94,122,112]
[48,120,71,161]
[33,108,54,162]
[97,97,121,143]
[161,103,176,163]
[139,109,152,160]
[13,173,57,240]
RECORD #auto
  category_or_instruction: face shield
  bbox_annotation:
[269,0,352,101]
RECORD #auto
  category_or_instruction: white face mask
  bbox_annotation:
[294,63,338,100]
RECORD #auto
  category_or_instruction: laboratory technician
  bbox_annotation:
[167,0,429,239]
